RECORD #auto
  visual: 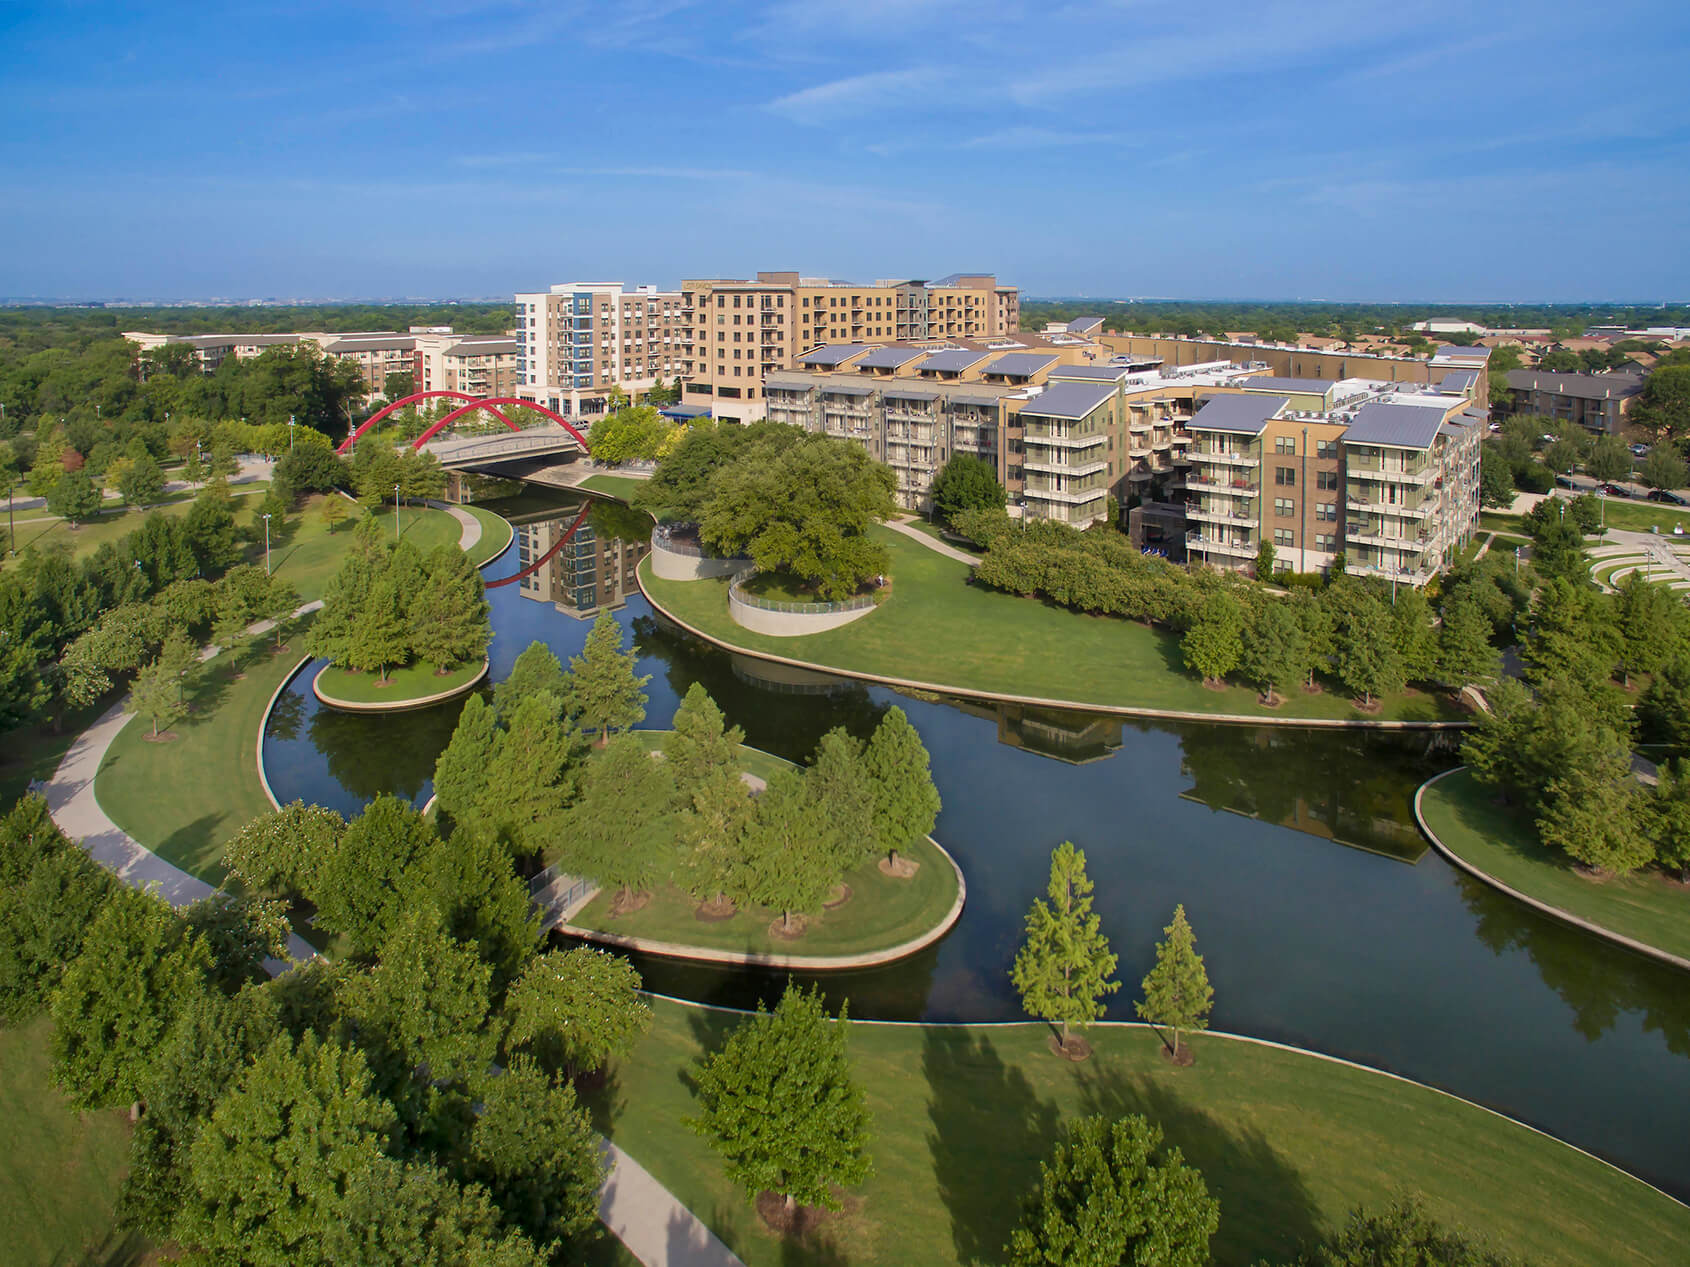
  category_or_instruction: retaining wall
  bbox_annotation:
[649,535,746,581]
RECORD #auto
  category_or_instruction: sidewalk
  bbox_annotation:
[887,515,980,566]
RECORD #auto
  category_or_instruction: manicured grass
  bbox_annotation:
[97,635,310,883]
[580,474,648,500]
[1478,510,1525,534]
[265,495,461,602]
[0,1017,146,1267]
[641,527,1460,722]
[1419,768,1690,963]
[1583,499,1690,535]
[458,503,514,566]
[901,516,986,556]
[589,1000,1690,1267]
[316,658,484,706]
[739,570,873,605]
[1,484,267,572]
[571,833,957,958]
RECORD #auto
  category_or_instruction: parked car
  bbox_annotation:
[1599,483,1634,498]
[1540,433,1558,444]
[1647,489,1690,505]
[1555,474,1578,489]
[1631,443,1652,457]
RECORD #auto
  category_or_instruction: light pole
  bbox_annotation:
[261,512,272,575]
[288,415,296,451]
[394,483,401,538]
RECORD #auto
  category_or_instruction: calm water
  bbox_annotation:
[264,494,1690,1199]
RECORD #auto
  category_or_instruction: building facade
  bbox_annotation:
[414,332,520,400]
[1499,369,1645,435]
[514,282,686,417]
[514,514,650,619]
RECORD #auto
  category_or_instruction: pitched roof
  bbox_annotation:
[1436,370,1479,392]
[1433,344,1492,362]
[798,343,871,367]
[1017,381,1117,420]
[855,345,925,369]
[984,352,1058,377]
[917,348,991,373]
[1341,401,1451,449]
[1505,370,1645,400]
[1188,394,1289,435]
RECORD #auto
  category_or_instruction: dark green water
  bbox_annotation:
[262,495,1690,1200]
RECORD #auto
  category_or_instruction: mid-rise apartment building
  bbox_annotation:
[514,282,686,417]
[681,271,1020,422]
[414,331,520,400]
[319,333,418,392]
[1498,369,1645,435]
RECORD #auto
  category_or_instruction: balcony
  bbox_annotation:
[1184,473,1259,495]
[1186,444,1260,467]
[1024,457,1108,478]
[1185,532,1256,559]
[1348,461,1434,486]
[1346,495,1432,519]
[1346,523,1431,550]
[1185,501,1256,526]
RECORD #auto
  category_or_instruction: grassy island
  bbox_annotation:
[641,526,1461,725]
[587,998,1690,1267]
[314,658,486,709]
[1418,768,1690,965]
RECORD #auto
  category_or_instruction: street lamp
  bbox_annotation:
[394,483,401,538]
[288,415,296,452]
[262,512,272,575]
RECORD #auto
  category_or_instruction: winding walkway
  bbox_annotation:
[425,498,483,552]
[45,604,744,1267]
[886,516,982,566]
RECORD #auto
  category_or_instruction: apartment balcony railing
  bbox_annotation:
[1185,532,1256,559]
[1024,484,1108,505]
[1185,444,1260,466]
[1348,461,1434,486]
[1023,457,1108,477]
[1021,432,1107,452]
[1184,502,1256,526]
[1184,473,1260,494]
[1346,523,1431,550]
[1346,495,1432,519]
[1348,562,1437,587]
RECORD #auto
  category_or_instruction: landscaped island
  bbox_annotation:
[313,657,488,711]
[588,996,1690,1267]
[1418,767,1690,966]
[640,526,1462,724]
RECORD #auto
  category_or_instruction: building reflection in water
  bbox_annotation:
[513,505,651,621]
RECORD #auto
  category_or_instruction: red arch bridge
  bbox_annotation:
[338,391,592,463]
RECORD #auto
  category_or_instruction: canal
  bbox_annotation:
[262,493,1690,1199]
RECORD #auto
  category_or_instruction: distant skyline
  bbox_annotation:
[3,1,1688,303]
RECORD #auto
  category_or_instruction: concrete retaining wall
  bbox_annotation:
[649,536,745,581]
[728,586,877,638]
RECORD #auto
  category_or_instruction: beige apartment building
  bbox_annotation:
[681,271,1020,422]
[413,331,520,400]
[514,282,686,417]
[514,514,650,619]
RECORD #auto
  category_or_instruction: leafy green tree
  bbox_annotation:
[314,795,438,955]
[739,768,839,934]
[118,452,166,508]
[432,694,501,831]
[482,692,587,859]
[346,575,409,682]
[1586,434,1634,484]
[494,640,571,721]
[1388,585,1439,682]
[808,726,876,874]
[1640,652,1690,748]
[1639,445,1687,492]
[1538,758,1653,876]
[562,733,674,902]
[676,763,755,910]
[1438,595,1500,685]
[1646,760,1690,882]
[1614,572,1684,686]
[326,1156,546,1266]
[1631,365,1690,442]
[1479,449,1516,508]
[929,454,1007,526]
[687,982,872,1215]
[1012,841,1121,1052]
[1254,536,1277,581]
[1182,590,1245,686]
[128,654,187,737]
[701,431,896,599]
[465,1058,606,1257]
[1335,594,1404,708]
[1241,598,1306,705]
[1136,904,1214,1062]
[1304,1194,1523,1267]
[383,370,416,401]
[1292,586,1336,688]
[259,574,302,651]
[662,682,745,807]
[50,886,212,1108]
[319,494,351,532]
[410,544,491,672]
[503,947,651,1079]
[224,800,345,902]
[180,1032,398,1266]
[184,892,290,992]
[569,610,649,744]
[1006,1114,1218,1267]
[47,467,104,523]
[424,826,539,992]
[0,806,113,1022]
[587,404,675,464]
[862,705,941,873]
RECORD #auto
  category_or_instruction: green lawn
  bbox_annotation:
[0,1017,147,1267]
[459,503,514,566]
[316,658,484,706]
[590,999,1688,1267]
[265,495,461,602]
[97,635,310,883]
[627,728,795,785]
[1419,768,1690,963]
[1583,498,1690,535]
[2,483,269,572]
[641,527,1459,723]
[900,516,986,556]
[580,474,648,500]
[571,833,957,959]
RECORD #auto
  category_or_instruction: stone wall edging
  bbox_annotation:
[634,991,1689,1214]
[1414,767,1690,973]
[560,834,966,971]
[257,653,317,811]
[638,559,1471,731]
[311,659,489,714]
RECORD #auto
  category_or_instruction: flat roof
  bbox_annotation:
[816,381,874,397]
[1188,394,1289,435]
[948,389,1009,407]
[1341,401,1451,449]
[1239,375,1334,394]
[985,352,1059,377]
[855,345,925,369]
[918,348,991,373]
[799,343,871,367]
[1049,364,1139,383]
[1018,381,1118,420]
[324,336,415,353]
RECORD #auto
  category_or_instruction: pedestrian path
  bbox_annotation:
[39,600,745,1267]
[887,515,980,566]
[425,498,482,551]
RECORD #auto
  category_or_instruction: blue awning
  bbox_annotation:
[660,405,712,421]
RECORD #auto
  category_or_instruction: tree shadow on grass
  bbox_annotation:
[1074,1054,1325,1266]
[924,1026,1060,1266]
[156,811,229,881]
[68,1227,151,1266]
[579,1063,626,1140]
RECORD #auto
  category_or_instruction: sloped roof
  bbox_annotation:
[1188,394,1289,435]
[1017,382,1117,420]
[1341,401,1451,449]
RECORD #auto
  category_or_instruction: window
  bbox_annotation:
[1274,528,1294,547]
[1317,469,1339,490]
[1316,439,1336,458]
[1315,501,1338,521]
[1275,498,1294,517]
[1275,466,1295,486]
[1315,533,1336,551]
[1275,436,1295,454]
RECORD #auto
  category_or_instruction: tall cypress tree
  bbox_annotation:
[1011,841,1120,1055]
[862,706,940,875]
[1136,904,1214,1063]
[568,610,649,745]
[663,683,744,809]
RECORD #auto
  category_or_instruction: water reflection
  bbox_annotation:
[258,493,1690,1197]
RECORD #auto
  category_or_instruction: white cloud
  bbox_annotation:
[765,69,938,124]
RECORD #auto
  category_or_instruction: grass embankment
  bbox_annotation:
[589,1000,1690,1267]
[315,658,484,707]
[641,527,1459,723]
[580,474,648,501]
[97,633,310,883]
[1419,768,1690,963]
[458,503,514,565]
[0,1017,145,1266]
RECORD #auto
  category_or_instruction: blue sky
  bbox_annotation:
[3,0,1687,302]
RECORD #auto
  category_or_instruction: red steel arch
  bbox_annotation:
[338,390,519,454]
[484,501,593,589]
[411,397,592,453]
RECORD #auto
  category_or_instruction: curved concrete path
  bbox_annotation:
[424,498,483,552]
[887,515,981,566]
